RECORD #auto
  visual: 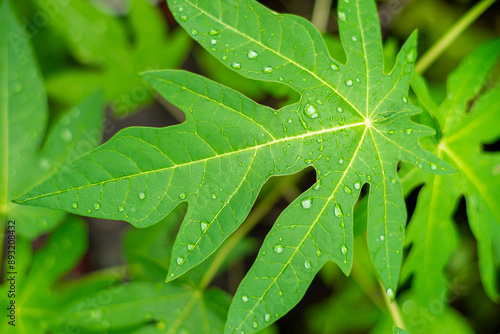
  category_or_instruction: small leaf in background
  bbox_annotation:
[0,216,88,334]
[0,0,104,238]
[401,39,500,332]
[35,0,192,116]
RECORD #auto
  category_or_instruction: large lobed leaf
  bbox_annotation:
[16,0,454,332]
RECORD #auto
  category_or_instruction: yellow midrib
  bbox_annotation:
[21,121,367,202]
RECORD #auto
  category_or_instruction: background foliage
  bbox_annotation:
[1,0,499,333]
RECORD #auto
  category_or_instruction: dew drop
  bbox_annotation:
[191,29,199,35]
[242,295,249,302]
[331,63,339,71]
[402,97,408,104]
[118,206,124,212]
[314,181,321,190]
[187,244,194,250]
[210,39,217,45]
[405,128,412,135]
[304,261,312,269]
[279,76,284,81]
[386,288,394,299]
[334,204,343,217]
[72,202,78,209]
[337,107,343,113]
[301,198,313,209]
[211,193,217,199]
[176,257,184,265]
[387,130,396,134]
[253,322,258,328]
[247,50,258,59]
[341,245,347,255]
[344,185,351,194]
[407,50,415,62]
[380,235,385,241]
[430,163,438,170]
[180,15,188,21]
[338,11,346,21]
[304,103,319,118]
[178,7,184,12]
[287,118,292,123]
[338,158,344,164]
[209,29,218,35]
[179,192,186,199]
[274,245,284,254]
[263,66,273,73]
[222,55,228,61]
[201,222,208,231]
[265,314,271,322]
[232,62,241,69]
[346,79,353,86]
[351,36,357,42]
[139,192,145,200]
[93,203,100,210]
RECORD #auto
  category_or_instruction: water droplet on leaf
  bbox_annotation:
[304,261,312,269]
[232,62,241,69]
[301,198,313,209]
[334,204,343,217]
[346,79,353,86]
[274,245,284,254]
[386,288,394,299]
[304,104,319,118]
[247,50,258,59]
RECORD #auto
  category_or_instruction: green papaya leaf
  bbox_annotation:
[16,0,454,332]
[404,39,500,305]
[37,0,191,116]
[0,216,88,334]
[0,0,104,238]
[55,282,231,334]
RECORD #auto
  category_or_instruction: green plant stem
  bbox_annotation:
[379,279,406,330]
[199,173,303,290]
[415,0,497,74]
[312,0,333,33]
